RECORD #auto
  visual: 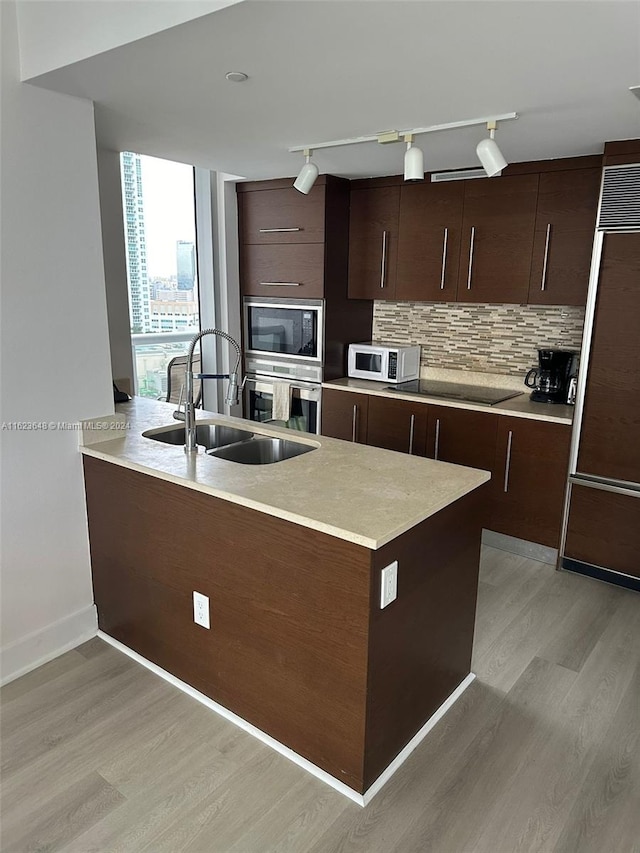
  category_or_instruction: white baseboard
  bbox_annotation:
[97,631,475,806]
[0,605,98,686]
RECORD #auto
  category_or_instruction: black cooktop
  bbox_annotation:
[387,379,524,406]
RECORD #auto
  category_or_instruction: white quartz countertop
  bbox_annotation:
[322,376,575,425]
[80,397,489,550]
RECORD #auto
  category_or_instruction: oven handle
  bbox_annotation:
[245,378,322,400]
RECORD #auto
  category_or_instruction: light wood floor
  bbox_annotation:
[2,545,639,853]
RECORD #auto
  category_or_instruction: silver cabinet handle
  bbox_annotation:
[351,404,358,442]
[540,223,552,291]
[258,228,301,233]
[408,413,415,455]
[467,226,475,290]
[440,228,448,290]
[434,418,441,460]
[504,430,513,493]
[259,282,301,287]
[380,230,388,289]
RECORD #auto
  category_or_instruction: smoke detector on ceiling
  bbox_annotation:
[225,71,248,83]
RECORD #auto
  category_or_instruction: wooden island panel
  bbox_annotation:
[83,456,484,795]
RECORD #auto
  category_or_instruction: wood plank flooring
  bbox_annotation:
[2,545,639,852]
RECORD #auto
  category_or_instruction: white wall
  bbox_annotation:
[97,147,135,386]
[0,1,114,682]
[16,0,243,81]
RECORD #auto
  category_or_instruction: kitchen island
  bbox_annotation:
[81,398,489,803]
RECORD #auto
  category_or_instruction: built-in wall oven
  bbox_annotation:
[243,297,324,434]
[243,356,322,434]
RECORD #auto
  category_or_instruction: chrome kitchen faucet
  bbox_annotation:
[173,328,243,453]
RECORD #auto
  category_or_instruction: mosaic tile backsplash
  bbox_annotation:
[373,302,586,377]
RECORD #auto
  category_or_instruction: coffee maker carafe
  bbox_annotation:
[525,348,576,403]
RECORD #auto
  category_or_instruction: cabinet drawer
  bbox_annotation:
[240,186,326,244]
[241,244,325,298]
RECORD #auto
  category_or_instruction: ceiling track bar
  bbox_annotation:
[288,112,518,153]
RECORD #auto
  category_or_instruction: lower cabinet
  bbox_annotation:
[321,388,369,443]
[366,395,428,456]
[321,388,573,549]
[490,417,572,549]
[426,406,498,470]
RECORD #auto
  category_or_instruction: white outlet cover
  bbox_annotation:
[193,591,210,629]
[380,561,398,609]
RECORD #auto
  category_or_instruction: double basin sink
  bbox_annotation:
[142,422,316,465]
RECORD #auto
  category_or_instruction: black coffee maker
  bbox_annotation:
[525,348,576,403]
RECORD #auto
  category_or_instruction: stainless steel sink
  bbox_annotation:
[207,437,316,465]
[142,423,254,450]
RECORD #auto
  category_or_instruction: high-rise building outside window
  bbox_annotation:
[120,153,200,398]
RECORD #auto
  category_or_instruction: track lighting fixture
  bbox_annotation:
[293,149,319,195]
[289,112,517,187]
[403,134,424,182]
[476,121,508,177]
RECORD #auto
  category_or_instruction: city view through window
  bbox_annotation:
[120,152,200,398]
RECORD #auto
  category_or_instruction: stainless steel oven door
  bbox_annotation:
[243,297,324,365]
[244,375,322,435]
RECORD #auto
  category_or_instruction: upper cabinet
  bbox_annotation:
[527,168,601,306]
[456,174,539,304]
[396,182,464,301]
[238,176,344,299]
[347,183,401,300]
[239,182,326,244]
[347,157,602,306]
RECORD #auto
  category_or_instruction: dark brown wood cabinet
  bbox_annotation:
[426,406,498,472]
[84,455,484,794]
[576,232,640,484]
[490,416,572,549]
[321,388,369,443]
[457,174,539,304]
[240,243,326,298]
[527,168,601,305]
[323,387,573,548]
[366,395,428,457]
[348,183,401,300]
[396,182,464,301]
[237,176,373,379]
[239,181,326,244]
[564,486,640,579]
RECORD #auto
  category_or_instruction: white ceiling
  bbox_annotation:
[27,0,640,180]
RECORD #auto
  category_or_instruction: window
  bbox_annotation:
[120,152,200,398]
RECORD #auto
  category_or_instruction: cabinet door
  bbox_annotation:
[490,417,571,549]
[426,406,498,473]
[366,395,428,456]
[321,389,369,443]
[527,168,600,306]
[240,185,325,244]
[576,233,640,484]
[457,174,539,304]
[348,186,400,300]
[565,485,640,578]
[396,182,464,301]
[240,243,325,298]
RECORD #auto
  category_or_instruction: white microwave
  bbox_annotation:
[347,342,421,383]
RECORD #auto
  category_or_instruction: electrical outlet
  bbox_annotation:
[193,591,210,629]
[380,561,398,609]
